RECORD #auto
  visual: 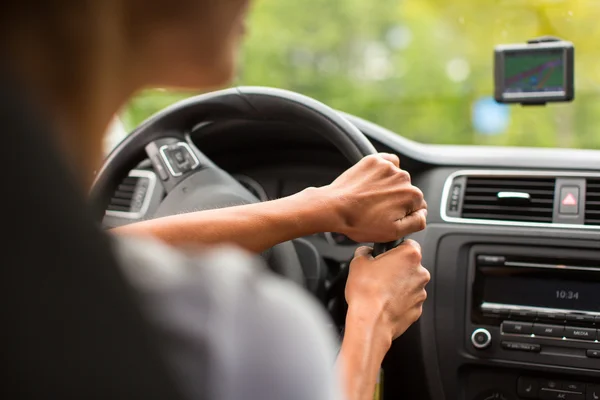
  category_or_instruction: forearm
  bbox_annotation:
[112,187,341,253]
[337,305,392,400]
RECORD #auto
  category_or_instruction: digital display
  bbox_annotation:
[503,49,565,94]
[494,40,574,104]
[483,276,600,312]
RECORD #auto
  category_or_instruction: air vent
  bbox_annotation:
[105,170,156,219]
[584,178,600,225]
[461,177,555,223]
[107,176,142,212]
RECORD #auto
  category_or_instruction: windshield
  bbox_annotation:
[122,0,600,149]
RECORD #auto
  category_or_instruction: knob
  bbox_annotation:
[471,328,492,349]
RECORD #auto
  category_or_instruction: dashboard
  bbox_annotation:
[102,114,600,400]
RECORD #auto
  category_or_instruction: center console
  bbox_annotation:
[467,246,599,370]
[466,246,599,399]
[427,230,600,400]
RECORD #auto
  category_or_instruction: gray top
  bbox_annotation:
[113,236,343,400]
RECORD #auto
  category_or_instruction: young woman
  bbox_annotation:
[2,1,430,400]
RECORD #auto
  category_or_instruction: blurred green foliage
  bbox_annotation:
[122,0,600,149]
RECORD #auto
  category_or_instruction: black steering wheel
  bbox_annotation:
[92,87,396,286]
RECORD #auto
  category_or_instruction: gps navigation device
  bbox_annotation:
[494,39,574,104]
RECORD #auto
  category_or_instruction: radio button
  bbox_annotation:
[510,309,537,320]
[517,377,539,399]
[471,328,492,349]
[588,385,600,400]
[587,349,600,358]
[539,389,583,400]
[476,255,505,265]
[565,326,597,341]
[533,323,565,338]
[501,341,540,352]
[540,379,562,390]
[538,312,566,323]
[502,321,533,334]
[481,305,510,318]
[563,382,585,393]
[566,314,596,324]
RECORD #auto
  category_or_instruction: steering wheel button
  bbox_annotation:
[151,156,169,181]
[173,149,185,163]
[160,143,200,177]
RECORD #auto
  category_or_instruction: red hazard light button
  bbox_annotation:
[559,186,579,214]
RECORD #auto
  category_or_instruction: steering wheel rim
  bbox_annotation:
[92,86,379,285]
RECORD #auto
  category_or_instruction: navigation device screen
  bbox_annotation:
[503,49,565,94]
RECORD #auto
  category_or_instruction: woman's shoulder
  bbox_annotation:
[110,234,343,400]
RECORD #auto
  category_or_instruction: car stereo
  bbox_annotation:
[465,245,600,372]
[473,254,600,322]
[494,38,574,104]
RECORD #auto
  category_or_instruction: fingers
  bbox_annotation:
[354,245,374,260]
[379,153,400,168]
[400,238,422,254]
[394,208,428,237]
[381,239,422,263]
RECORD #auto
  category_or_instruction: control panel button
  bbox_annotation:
[587,349,600,358]
[502,321,533,334]
[501,341,541,352]
[474,389,515,400]
[449,184,461,212]
[481,305,510,318]
[540,380,562,390]
[471,328,492,349]
[587,384,600,400]
[566,314,596,324]
[510,309,537,320]
[559,186,580,215]
[540,389,583,400]
[533,323,565,338]
[477,255,506,265]
[563,382,585,393]
[518,377,539,399]
[565,326,597,341]
[538,312,566,323]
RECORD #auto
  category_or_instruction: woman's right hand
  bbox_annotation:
[338,240,430,400]
[345,240,430,342]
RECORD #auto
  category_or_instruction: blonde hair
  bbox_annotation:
[0,1,136,184]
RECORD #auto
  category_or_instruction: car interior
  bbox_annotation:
[5,1,600,399]
[97,83,600,400]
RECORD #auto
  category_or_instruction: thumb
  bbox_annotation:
[353,245,374,260]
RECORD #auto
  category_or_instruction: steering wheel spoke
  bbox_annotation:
[145,137,209,193]
[92,86,394,290]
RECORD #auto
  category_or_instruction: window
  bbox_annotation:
[122,0,600,149]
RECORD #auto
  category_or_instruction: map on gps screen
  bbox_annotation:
[504,50,564,93]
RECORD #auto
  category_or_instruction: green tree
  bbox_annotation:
[123,0,600,149]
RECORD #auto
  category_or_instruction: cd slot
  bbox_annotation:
[472,251,600,326]
[477,254,600,272]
